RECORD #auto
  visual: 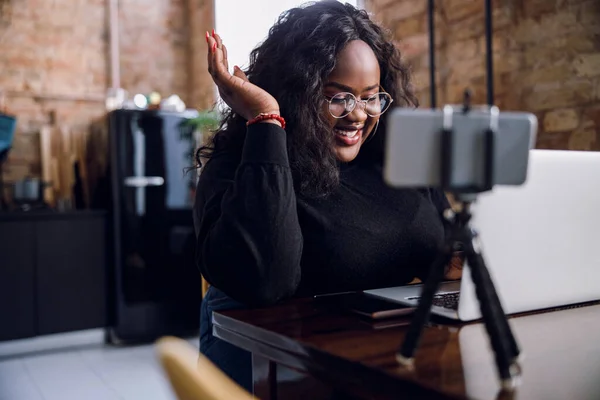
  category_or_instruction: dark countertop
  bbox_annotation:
[0,209,107,222]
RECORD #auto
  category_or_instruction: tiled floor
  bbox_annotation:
[0,330,199,400]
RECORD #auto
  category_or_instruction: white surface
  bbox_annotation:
[0,334,199,400]
[459,304,600,400]
[458,149,600,320]
[0,329,104,359]
[215,0,359,71]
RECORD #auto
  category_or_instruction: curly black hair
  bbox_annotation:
[196,0,418,198]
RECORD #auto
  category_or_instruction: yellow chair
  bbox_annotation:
[202,276,209,298]
[155,336,256,400]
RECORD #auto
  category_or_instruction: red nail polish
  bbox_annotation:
[212,43,217,52]
[205,31,209,42]
[212,29,215,37]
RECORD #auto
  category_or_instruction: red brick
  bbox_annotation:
[448,12,486,41]
[493,52,523,75]
[3,164,35,184]
[584,104,600,124]
[568,120,597,150]
[493,4,515,31]
[581,106,600,149]
[396,33,429,59]
[523,0,559,18]
[514,11,582,45]
[394,13,427,39]
[441,0,482,23]
[412,70,432,91]
[544,108,580,132]
[536,132,571,150]
[366,0,399,11]
[572,53,600,78]
[494,93,524,112]
[517,63,572,86]
[524,80,595,111]
[577,0,600,26]
[445,38,480,60]
[9,132,42,165]
[445,57,485,84]
[380,0,426,26]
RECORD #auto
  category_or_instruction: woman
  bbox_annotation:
[194,1,461,391]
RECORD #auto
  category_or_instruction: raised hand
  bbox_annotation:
[206,31,281,123]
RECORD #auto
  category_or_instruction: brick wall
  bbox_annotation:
[365,0,600,151]
[0,0,214,186]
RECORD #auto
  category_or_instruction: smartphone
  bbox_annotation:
[314,291,415,320]
[384,107,537,191]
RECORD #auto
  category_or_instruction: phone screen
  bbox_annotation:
[315,292,415,320]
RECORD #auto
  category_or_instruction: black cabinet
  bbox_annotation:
[0,221,36,341]
[0,211,107,341]
[36,217,106,335]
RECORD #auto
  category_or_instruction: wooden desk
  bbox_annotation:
[213,298,600,400]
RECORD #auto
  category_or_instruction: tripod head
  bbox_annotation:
[383,90,536,197]
[440,95,500,197]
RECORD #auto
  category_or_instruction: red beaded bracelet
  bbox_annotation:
[246,113,286,129]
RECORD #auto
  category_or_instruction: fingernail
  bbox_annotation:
[212,29,215,37]
[205,31,209,42]
[212,43,217,52]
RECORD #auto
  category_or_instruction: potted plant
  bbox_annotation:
[179,109,221,166]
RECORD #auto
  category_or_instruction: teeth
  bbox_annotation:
[335,129,358,138]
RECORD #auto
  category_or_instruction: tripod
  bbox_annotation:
[396,103,522,391]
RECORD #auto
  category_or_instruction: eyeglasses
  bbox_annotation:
[324,91,393,119]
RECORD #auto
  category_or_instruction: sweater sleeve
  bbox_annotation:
[429,188,451,214]
[193,123,303,307]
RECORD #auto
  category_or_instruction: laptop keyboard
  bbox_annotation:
[408,291,461,310]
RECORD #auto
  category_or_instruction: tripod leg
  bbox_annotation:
[467,249,521,361]
[396,244,454,366]
[464,239,521,390]
[465,228,521,360]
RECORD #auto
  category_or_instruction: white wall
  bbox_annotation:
[215,0,359,73]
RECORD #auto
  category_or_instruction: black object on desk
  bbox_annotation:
[315,292,415,320]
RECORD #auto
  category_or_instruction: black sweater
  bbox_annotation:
[193,123,449,306]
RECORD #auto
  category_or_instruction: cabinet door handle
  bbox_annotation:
[123,176,165,187]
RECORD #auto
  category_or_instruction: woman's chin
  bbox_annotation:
[334,144,361,163]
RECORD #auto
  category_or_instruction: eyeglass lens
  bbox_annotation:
[329,92,391,118]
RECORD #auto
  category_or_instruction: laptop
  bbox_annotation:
[365,149,600,321]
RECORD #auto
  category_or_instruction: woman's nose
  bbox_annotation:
[347,101,368,121]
